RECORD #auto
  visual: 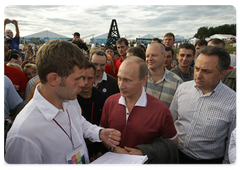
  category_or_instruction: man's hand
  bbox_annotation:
[99,128,121,147]
[12,20,18,26]
[114,146,129,154]
[124,146,143,155]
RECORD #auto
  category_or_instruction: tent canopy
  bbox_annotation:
[24,30,71,40]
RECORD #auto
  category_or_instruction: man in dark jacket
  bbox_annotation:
[72,32,88,51]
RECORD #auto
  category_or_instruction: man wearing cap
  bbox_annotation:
[72,32,88,51]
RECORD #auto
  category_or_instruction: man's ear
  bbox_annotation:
[46,72,61,87]
[141,75,148,86]
[219,70,228,79]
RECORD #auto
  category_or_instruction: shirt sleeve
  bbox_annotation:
[169,86,180,121]
[5,137,42,164]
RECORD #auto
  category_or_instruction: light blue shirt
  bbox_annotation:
[4,75,23,118]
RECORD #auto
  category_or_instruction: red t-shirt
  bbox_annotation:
[4,64,28,94]
[100,93,177,148]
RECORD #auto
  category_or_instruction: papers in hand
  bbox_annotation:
[91,152,148,164]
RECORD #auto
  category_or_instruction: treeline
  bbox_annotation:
[194,24,236,39]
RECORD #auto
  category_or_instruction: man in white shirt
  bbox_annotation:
[5,39,121,164]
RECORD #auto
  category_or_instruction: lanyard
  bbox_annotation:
[53,109,75,149]
[81,102,94,123]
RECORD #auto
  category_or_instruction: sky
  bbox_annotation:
[3,2,237,40]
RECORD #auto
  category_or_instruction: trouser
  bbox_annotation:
[178,149,224,164]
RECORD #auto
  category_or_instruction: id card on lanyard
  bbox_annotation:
[66,145,86,164]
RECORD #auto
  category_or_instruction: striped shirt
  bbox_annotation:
[144,67,183,107]
[170,80,236,160]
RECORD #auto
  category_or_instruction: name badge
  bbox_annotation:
[66,145,86,164]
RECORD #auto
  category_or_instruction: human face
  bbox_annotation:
[5,30,13,38]
[177,48,194,68]
[163,36,174,47]
[57,66,86,100]
[117,42,129,57]
[195,44,206,55]
[25,68,37,80]
[105,49,114,57]
[91,54,106,78]
[117,62,146,101]
[194,54,226,94]
[81,67,96,93]
[146,44,164,71]
[163,50,173,68]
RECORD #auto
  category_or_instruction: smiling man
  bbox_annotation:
[5,40,121,164]
[170,46,236,164]
[171,43,195,82]
[144,43,183,107]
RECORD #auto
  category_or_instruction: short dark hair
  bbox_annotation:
[73,32,80,37]
[196,46,230,71]
[151,38,162,43]
[195,39,208,47]
[127,47,146,61]
[164,32,175,41]
[36,39,88,84]
[87,61,96,76]
[116,37,128,46]
[105,46,114,52]
[165,47,174,56]
[5,49,21,61]
[178,43,196,55]
[89,50,107,63]
[208,38,225,48]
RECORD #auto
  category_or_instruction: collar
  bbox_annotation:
[194,80,223,96]
[102,72,107,81]
[148,67,168,84]
[33,84,69,121]
[118,86,147,107]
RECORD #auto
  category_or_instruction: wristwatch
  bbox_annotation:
[109,146,115,152]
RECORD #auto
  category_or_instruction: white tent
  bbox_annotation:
[24,30,71,40]
[208,34,235,40]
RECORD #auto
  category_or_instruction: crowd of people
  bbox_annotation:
[4,18,236,164]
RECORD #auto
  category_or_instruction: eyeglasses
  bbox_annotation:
[93,63,106,68]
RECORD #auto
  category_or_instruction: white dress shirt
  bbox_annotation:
[5,84,103,164]
[170,80,236,160]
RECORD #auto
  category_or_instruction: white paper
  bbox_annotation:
[91,152,148,164]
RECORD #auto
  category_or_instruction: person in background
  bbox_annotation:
[115,37,129,74]
[5,39,121,164]
[170,46,236,164]
[23,63,37,80]
[163,32,175,48]
[191,39,208,67]
[90,50,119,97]
[4,36,28,100]
[77,62,108,161]
[4,18,20,51]
[208,38,236,68]
[170,43,195,82]
[126,47,146,61]
[4,75,23,119]
[151,38,162,44]
[5,49,22,66]
[144,43,183,107]
[72,32,88,51]
[164,47,174,70]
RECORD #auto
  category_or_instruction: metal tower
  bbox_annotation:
[106,19,120,49]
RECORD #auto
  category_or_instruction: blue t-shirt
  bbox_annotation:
[9,35,20,51]
[4,76,23,118]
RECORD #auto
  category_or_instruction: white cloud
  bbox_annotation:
[3,5,236,39]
